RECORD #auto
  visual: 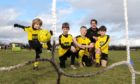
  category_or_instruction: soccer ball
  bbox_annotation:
[38,29,51,43]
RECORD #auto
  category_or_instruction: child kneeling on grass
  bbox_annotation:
[58,22,77,69]
[73,26,94,68]
[95,25,110,67]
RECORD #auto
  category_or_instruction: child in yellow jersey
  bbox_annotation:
[95,26,110,67]
[73,26,94,67]
[14,18,52,70]
[58,22,77,69]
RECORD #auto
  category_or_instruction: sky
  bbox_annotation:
[0,0,140,46]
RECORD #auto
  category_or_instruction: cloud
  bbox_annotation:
[57,7,73,17]
[0,0,140,46]
[35,13,53,28]
[0,8,20,26]
[66,0,140,46]
[68,0,124,28]
[0,8,29,44]
[36,7,74,33]
[0,5,74,44]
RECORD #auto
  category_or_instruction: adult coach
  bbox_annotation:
[86,19,99,64]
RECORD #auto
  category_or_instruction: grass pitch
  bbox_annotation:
[0,49,140,84]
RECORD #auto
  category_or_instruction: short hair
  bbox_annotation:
[80,26,87,29]
[90,19,98,24]
[62,22,69,29]
[32,18,42,28]
[99,25,107,31]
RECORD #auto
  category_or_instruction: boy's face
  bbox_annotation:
[62,28,69,34]
[80,28,87,36]
[99,31,106,36]
[34,23,41,30]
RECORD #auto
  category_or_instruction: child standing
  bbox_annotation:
[14,18,52,70]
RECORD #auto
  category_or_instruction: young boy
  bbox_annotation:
[14,18,52,70]
[95,26,110,67]
[73,26,93,67]
[58,22,77,69]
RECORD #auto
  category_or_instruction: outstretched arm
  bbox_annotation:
[14,24,29,29]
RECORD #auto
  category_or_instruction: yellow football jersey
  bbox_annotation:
[95,35,110,54]
[76,35,91,50]
[58,34,73,56]
[75,35,91,63]
[24,27,41,40]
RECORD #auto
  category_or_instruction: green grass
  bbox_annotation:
[0,49,140,84]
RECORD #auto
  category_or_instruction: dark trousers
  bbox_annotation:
[82,55,92,67]
[28,40,42,60]
[59,50,76,68]
[89,48,95,62]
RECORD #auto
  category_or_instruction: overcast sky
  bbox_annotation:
[0,0,139,46]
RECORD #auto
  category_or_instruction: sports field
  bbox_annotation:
[0,49,140,84]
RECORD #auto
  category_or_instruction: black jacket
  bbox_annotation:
[86,27,99,43]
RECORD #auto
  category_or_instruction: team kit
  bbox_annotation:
[14,18,110,70]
